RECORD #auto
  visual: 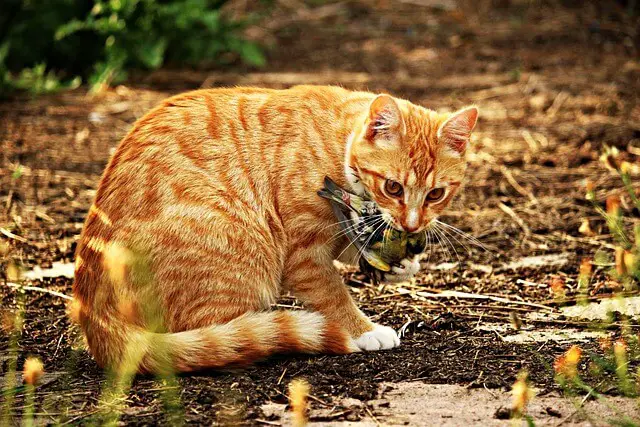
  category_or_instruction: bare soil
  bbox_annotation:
[1,0,639,425]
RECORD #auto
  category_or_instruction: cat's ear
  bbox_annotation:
[365,94,406,143]
[438,107,478,155]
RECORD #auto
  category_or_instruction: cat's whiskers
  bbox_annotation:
[351,219,388,266]
[428,227,444,260]
[433,219,490,252]
[381,219,390,254]
[428,229,434,262]
[350,217,387,263]
[330,222,372,248]
[325,218,369,242]
[336,217,385,262]
[319,217,361,232]
[433,222,461,263]
[351,220,387,266]
[423,229,432,264]
[327,214,384,244]
[434,223,472,255]
[431,225,453,262]
[379,221,393,268]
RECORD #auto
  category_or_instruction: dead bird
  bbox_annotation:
[317,175,378,217]
[318,176,427,282]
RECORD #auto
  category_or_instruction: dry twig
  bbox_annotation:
[498,203,531,236]
[500,166,538,203]
[0,227,28,243]
[4,281,73,301]
[415,290,554,311]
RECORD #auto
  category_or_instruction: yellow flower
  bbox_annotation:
[553,355,566,376]
[615,247,627,276]
[584,179,596,201]
[555,345,582,379]
[585,179,595,193]
[566,345,582,365]
[624,251,637,273]
[511,370,533,417]
[549,277,566,298]
[579,219,595,236]
[289,378,310,427]
[6,261,22,282]
[23,358,44,386]
[579,258,592,279]
[606,195,621,217]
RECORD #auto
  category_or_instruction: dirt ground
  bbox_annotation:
[1,0,639,425]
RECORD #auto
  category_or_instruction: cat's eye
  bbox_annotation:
[384,179,404,198]
[425,187,445,203]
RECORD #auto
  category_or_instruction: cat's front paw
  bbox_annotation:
[383,256,421,283]
[354,324,400,351]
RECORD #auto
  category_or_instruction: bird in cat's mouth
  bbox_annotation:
[318,176,427,278]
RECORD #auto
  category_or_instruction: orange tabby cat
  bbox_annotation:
[73,85,478,373]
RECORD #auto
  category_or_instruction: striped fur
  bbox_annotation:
[73,85,476,373]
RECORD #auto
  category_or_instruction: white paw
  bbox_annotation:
[383,256,421,283]
[354,324,400,351]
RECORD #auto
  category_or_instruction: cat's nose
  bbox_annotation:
[400,219,420,233]
[403,223,420,233]
[403,209,420,232]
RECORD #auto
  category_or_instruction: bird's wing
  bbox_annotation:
[317,176,358,212]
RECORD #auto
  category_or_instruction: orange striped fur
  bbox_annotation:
[73,85,477,373]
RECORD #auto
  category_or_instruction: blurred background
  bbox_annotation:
[0,0,637,96]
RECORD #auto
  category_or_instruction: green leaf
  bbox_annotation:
[12,165,23,180]
[0,42,10,64]
[239,42,266,67]
[55,19,88,40]
[594,248,614,266]
[2,0,268,96]
[136,38,167,69]
[200,11,220,32]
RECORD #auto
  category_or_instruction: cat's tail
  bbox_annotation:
[80,310,359,374]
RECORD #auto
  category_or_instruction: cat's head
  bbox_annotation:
[346,94,478,233]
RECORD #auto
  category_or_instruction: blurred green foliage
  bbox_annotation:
[0,0,265,96]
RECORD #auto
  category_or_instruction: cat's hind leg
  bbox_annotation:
[283,241,399,352]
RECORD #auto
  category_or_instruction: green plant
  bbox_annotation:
[0,260,25,425]
[587,146,640,287]
[0,0,265,96]
[7,62,81,95]
[96,243,185,425]
[550,144,640,425]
